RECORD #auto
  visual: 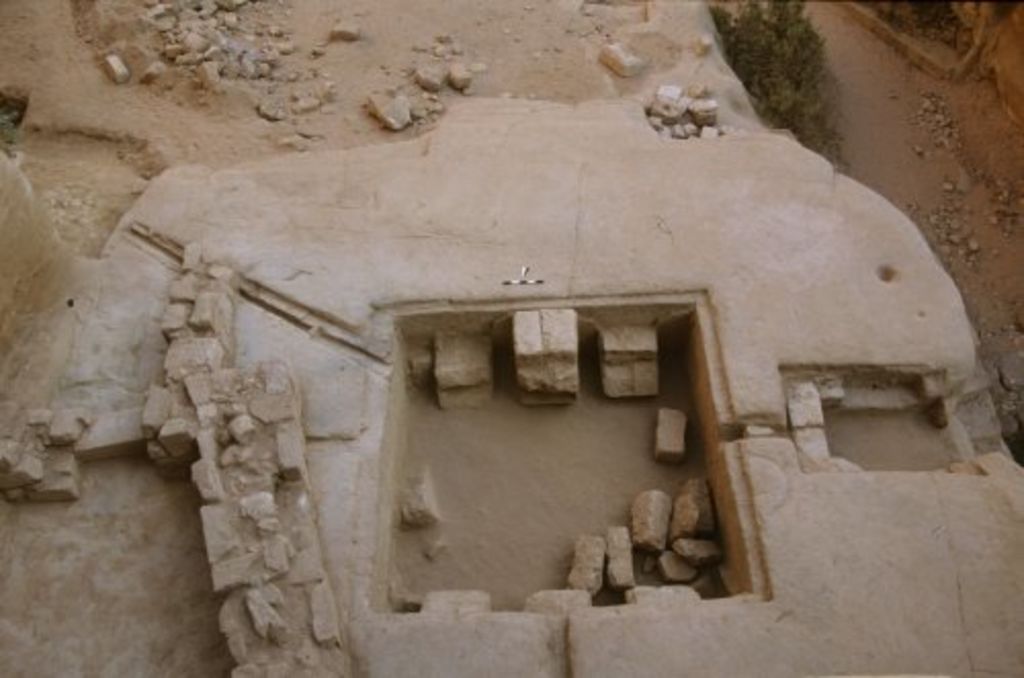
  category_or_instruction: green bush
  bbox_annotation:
[711,0,840,160]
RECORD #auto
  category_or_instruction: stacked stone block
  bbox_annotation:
[786,378,863,473]
[144,245,349,676]
[513,309,579,404]
[598,325,659,398]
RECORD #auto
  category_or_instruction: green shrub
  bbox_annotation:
[711,0,840,160]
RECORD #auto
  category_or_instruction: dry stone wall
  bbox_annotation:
[140,245,350,677]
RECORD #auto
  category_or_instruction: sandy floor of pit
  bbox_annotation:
[395,335,710,610]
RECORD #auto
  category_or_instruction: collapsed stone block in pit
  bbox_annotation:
[400,472,441,529]
[655,407,687,464]
[605,525,635,590]
[513,309,579,404]
[657,551,698,583]
[599,325,659,398]
[631,489,672,552]
[669,478,715,541]
[433,332,492,409]
[626,585,700,608]
[567,535,606,596]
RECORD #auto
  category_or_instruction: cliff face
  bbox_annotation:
[992,4,1024,126]
[0,155,60,343]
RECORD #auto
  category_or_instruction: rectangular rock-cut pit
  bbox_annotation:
[384,303,733,611]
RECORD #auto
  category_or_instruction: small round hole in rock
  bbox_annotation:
[877,265,898,283]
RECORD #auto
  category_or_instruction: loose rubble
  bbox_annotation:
[645,83,734,141]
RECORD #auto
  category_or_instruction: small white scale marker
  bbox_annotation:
[502,265,544,286]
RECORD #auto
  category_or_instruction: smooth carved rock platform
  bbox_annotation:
[0,98,1022,678]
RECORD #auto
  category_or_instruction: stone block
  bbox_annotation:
[434,332,492,409]
[211,552,260,593]
[625,585,700,607]
[329,21,361,42]
[671,538,722,567]
[184,373,213,407]
[599,43,645,77]
[524,589,592,615]
[165,337,226,381]
[605,525,635,590]
[160,303,191,340]
[567,535,606,595]
[262,534,293,574]
[197,427,220,464]
[366,93,412,132]
[631,489,672,551]
[654,408,687,464]
[168,273,199,302]
[448,62,473,91]
[49,408,92,445]
[815,375,846,406]
[309,581,341,645]
[657,551,698,583]
[158,418,197,460]
[288,544,326,585]
[513,309,578,403]
[599,325,658,398]
[192,458,226,503]
[0,438,21,474]
[793,426,831,467]
[181,242,203,272]
[25,451,80,502]
[75,408,145,460]
[102,53,130,84]
[228,414,257,445]
[142,385,173,438]
[689,98,718,126]
[400,472,441,528]
[998,351,1024,391]
[275,420,308,482]
[422,590,491,616]
[787,381,824,429]
[244,584,288,642]
[200,503,239,563]
[190,290,234,340]
[669,478,715,541]
[0,451,44,490]
[249,393,299,424]
[240,491,279,532]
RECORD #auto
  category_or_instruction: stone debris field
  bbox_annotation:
[0,1,1022,678]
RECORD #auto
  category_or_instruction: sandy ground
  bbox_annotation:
[0,457,232,675]
[807,3,1024,361]
[2,0,1017,359]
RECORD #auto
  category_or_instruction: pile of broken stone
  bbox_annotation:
[646,83,733,141]
[105,0,286,88]
[562,476,721,608]
[366,35,481,133]
[0,404,88,502]
[139,240,348,676]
